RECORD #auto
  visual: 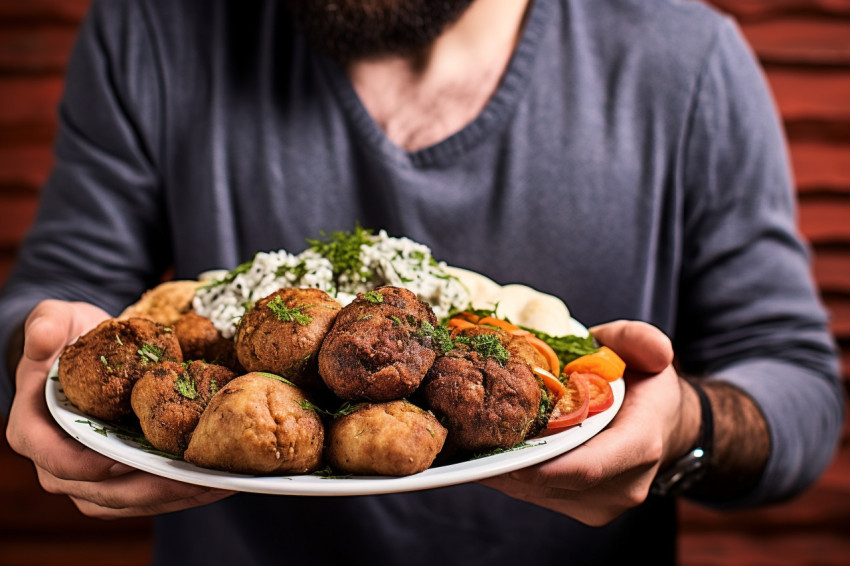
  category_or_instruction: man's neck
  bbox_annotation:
[346,0,532,152]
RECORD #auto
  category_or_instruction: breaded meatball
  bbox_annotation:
[118,280,201,326]
[326,400,447,476]
[183,372,324,474]
[131,360,237,456]
[172,311,242,372]
[421,328,542,452]
[318,286,438,401]
[235,288,341,391]
[58,317,183,421]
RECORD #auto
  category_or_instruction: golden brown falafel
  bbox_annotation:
[172,311,243,372]
[58,317,183,421]
[183,372,324,474]
[131,360,238,456]
[325,400,447,476]
[317,286,438,401]
[421,327,542,452]
[234,288,341,391]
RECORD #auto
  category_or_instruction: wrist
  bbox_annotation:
[652,378,714,497]
[663,377,703,467]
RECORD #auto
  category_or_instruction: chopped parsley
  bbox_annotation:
[306,224,375,284]
[456,333,510,366]
[202,256,255,289]
[363,290,384,304]
[388,315,403,326]
[417,322,454,354]
[138,343,164,364]
[267,295,313,326]
[175,374,199,400]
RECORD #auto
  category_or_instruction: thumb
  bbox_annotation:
[588,320,673,375]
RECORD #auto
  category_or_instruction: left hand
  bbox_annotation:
[479,320,695,526]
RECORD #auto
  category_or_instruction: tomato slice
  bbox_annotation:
[546,372,590,429]
[574,372,614,414]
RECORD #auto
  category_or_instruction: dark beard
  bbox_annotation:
[282,0,477,64]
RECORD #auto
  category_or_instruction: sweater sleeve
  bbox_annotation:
[0,0,169,415]
[675,17,844,506]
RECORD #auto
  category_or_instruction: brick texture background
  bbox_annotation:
[0,1,847,564]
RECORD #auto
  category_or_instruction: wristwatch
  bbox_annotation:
[650,380,714,497]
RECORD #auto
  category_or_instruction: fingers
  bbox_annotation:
[589,320,673,374]
[6,410,132,482]
[38,467,234,519]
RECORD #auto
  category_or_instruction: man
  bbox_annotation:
[1,0,843,563]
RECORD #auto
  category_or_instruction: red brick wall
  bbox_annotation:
[0,1,847,564]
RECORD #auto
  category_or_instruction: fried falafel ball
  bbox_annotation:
[58,317,183,421]
[421,326,543,452]
[118,280,202,326]
[326,400,447,476]
[131,360,238,456]
[234,288,341,391]
[318,286,438,402]
[172,311,243,372]
[183,372,324,474]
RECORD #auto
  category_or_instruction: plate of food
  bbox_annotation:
[45,228,626,496]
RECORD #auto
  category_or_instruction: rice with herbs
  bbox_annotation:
[193,229,470,338]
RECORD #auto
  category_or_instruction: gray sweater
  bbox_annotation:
[1,0,842,563]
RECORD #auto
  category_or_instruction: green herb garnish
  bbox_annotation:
[388,315,403,326]
[471,441,538,460]
[521,328,599,365]
[202,256,255,289]
[458,333,510,366]
[417,322,454,353]
[267,295,313,326]
[306,224,375,284]
[175,374,199,400]
[363,290,384,304]
[138,343,164,364]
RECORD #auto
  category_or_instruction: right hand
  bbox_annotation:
[5,299,233,519]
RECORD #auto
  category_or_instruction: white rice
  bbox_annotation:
[193,230,469,338]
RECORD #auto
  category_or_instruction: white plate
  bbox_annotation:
[46,267,623,496]
[45,362,623,496]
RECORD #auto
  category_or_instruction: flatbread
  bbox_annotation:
[445,266,587,337]
[119,280,202,326]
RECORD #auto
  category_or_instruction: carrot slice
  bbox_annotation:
[447,318,478,338]
[447,318,477,330]
[454,311,481,324]
[532,366,566,401]
[477,316,520,333]
[524,334,560,376]
[561,346,626,382]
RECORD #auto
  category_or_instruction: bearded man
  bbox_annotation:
[1,1,842,565]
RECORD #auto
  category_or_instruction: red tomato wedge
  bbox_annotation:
[574,372,615,414]
[546,372,590,429]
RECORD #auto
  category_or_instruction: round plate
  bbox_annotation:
[45,363,623,496]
